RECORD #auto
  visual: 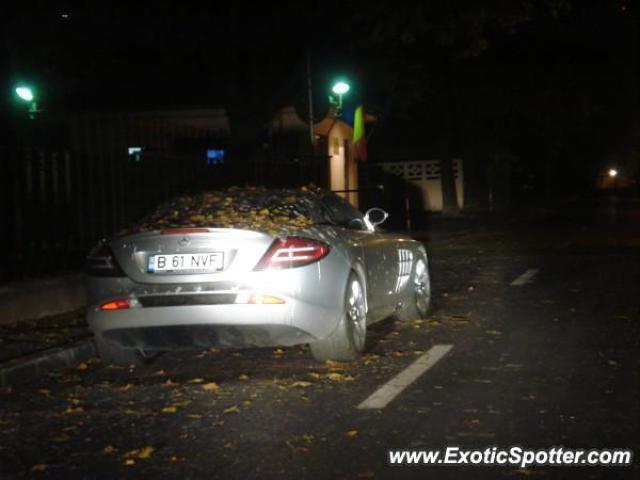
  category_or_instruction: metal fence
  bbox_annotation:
[0,147,219,281]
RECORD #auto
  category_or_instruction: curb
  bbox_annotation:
[0,339,96,386]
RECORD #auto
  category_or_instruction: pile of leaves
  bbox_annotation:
[119,186,327,238]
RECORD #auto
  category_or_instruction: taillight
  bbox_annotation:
[100,299,130,310]
[85,242,126,277]
[254,237,330,270]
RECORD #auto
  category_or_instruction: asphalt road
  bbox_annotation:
[1,196,639,479]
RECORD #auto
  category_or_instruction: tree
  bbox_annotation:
[336,0,571,213]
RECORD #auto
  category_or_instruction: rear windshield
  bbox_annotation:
[129,187,327,234]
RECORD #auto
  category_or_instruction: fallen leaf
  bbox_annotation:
[357,471,375,478]
[273,348,285,356]
[238,374,250,381]
[223,405,240,415]
[123,446,155,460]
[290,381,313,388]
[62,406,84,415]
[189,378,204,384]
[324,360,345,368]
[103,445,117,454]
[123,459,135,466]
[509,469,540,476]
[162,379,178,387]
[187,414,203,419]
[161,406,177,413]
[137,446,155,459]
[31,464,47,472]
[155,369,166,376]
[285,440,310,454]
[119,384,134,392]
[202,382,220,391]
[346,430,358,438]
[325,373,354,382]
[38,389,51,397]
[76,362,88,371]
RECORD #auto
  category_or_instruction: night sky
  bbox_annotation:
[1,1,637,176]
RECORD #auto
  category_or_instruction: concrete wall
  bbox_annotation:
[0,274,85,325]
[379,159,464,212]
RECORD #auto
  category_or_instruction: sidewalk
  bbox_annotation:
[0,308,90,363]
[0,273,92,380]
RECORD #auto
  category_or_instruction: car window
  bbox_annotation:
[321,193,365,228]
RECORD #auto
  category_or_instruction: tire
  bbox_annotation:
[310,272,367,361]
[94,336,150,367]
[396,256,431,322]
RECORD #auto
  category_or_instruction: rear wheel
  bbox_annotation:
[94,336,150,367]
[396,256,431,322]
[310,272,367,361]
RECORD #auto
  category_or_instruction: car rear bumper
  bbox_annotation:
[86,251,353,351]
[101,323,313,350]
[87,301,334,350]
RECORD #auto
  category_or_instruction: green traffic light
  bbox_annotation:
[15,86,34,102]
[331,81,350,95]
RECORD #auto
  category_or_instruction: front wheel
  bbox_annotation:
[310,272,367,361]
[396,256,431,322]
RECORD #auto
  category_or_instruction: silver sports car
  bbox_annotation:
[85,188,431,365]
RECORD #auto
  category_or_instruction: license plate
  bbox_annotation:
[147,253,224,274]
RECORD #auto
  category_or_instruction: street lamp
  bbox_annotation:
[15,86,34,102]
[608,168,618,178]
[331,81,350,95]
[14,84,38,117]
[329,79,351,117]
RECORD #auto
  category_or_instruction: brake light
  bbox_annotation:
[161,228,209,235]
[254,237,330,270]
[100,299,130,310]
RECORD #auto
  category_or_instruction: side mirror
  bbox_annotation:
[364,207,389,228]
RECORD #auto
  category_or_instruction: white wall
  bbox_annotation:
[379,159,464,211]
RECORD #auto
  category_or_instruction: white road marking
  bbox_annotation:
[357,344,453,410]
[510,268,539,286]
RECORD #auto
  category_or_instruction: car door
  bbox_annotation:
[320,193,399,322]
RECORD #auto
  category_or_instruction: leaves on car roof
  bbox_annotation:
[118,185,326,238]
